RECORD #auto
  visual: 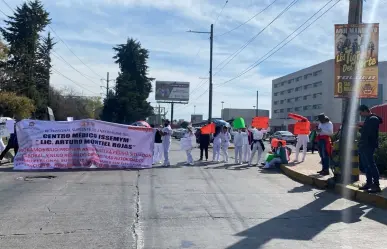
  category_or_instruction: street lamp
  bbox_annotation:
[194,105,196,114]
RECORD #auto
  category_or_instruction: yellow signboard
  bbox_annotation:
[334,23,379,98]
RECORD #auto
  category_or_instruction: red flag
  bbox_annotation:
[201,123,215,134]
[288,113,308,122]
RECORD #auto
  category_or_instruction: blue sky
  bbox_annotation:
[1,0,386,121]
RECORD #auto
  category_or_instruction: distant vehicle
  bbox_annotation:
[269,131,297,144]
[172,128,186,140]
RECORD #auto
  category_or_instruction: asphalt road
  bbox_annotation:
[0,140,386,249]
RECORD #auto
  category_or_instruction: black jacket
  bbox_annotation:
[359,114,383,149]
[199,133,210,146]
[154,130,162,143]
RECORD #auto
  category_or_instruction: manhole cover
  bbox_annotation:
[18,175,57,181]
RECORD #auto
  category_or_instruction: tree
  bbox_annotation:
[0,92,36,119]
[0,0,51,112]
[0,39,9,86]
[101,38,154,124]
[180,121,189,129]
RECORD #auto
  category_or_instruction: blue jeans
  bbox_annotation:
[359,147,380,186]
[318,140,329,171]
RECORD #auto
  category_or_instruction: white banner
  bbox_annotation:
[14,119,155,170]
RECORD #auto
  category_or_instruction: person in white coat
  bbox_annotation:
[151,125,163,164]
[242,126,251,163]
[231,129,244,164]
[249,127,267,166]
[181,126,195,165]
[161,120,173,166]
[221,126,231,163]
[212,126,222,162]
[294,120,310,163]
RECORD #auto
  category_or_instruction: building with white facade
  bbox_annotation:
[271,59,387,131]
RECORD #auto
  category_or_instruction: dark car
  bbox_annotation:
[270,131,297,145]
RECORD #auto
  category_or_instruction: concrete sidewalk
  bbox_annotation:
[280,153,387,209]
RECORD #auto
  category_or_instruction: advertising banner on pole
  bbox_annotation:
[14,119,154,170]
[155,81,190,102]
[334,23,379,98]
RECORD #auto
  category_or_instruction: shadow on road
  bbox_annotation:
[225,191,387,249]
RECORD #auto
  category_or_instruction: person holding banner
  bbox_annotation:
[212,126,222,162]
[161,119,173,167]
[220,126,231,163]
[0,122,18,162]
[249,127,266,166]
[293,119,310,163]
[199,129,210,161]
[151,125,163,165]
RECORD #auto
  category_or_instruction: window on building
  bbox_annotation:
[313,70,322,76]
[288,89,293,93]
[295,97,301,101]
[313,81,322,87]
[304,84,312,90]
[287,98,293,103]
[295,86,302,92]
[280,100,285,104]
[304,73,312,80]
[313,104,322,109]
[280,109,284,113]
[281,81,285,86]
[303,95,311,100]
[295,107,301,111]
[274,101,279,105]
[313,92,323,98]
[303,105,312,110]
[288,79,294,84]
[274,110,279,113]
[287,108,293,112]
[295,76,302,82]
[280,91,285,95]
[274,83,278,88]
[274,92,278,96]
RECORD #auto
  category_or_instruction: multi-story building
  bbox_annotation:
[270,59,387,131]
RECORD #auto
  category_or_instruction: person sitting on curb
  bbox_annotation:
[260,141,289,169]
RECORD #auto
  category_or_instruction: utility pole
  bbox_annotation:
[171,103,174,124]
[194,105,196,114]
[256,91,259,116]
[187,24,214,123]
[221,101,224,119]
[158,105,161,126]
[106,72,109,96]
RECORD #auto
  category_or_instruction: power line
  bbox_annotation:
[212,0,298,76]
[215,0,279,38]
[47,25,105,80]
[51,51,102,86]
[214,0,229,25]
[216,0,341,87]
[0,0,12,11]
[52,68,100,95]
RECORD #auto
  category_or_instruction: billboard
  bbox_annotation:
[334,23,379,98]
[155,81,189,102]
[191,114,203,124]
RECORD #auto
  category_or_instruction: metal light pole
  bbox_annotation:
[194,105,196,114]
[187,24,214,123]
[256,90,259,116]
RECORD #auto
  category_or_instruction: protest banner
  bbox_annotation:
[294,121,311,135]
[334,23,379,98]
[14,119,154,170]
[233,117,245,129]
[201,123,215,134]
[251,117,269,129]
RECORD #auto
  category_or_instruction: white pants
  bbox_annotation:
[295,134,308,161]
[186,150,193,164]
[234,146,242,163]
[212,142,221,161]
[250,142,263,165]
[221,143,229,162]
[242,144,251,162]
[0,140,5,152]
[153,143,163,164]
[162,140,171,165]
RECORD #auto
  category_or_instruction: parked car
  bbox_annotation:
[172,128,186,140]
[269,131,297,144]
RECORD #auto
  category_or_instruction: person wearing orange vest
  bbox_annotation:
[293,119,310,163]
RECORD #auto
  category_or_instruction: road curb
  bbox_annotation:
[280,164,387,210]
